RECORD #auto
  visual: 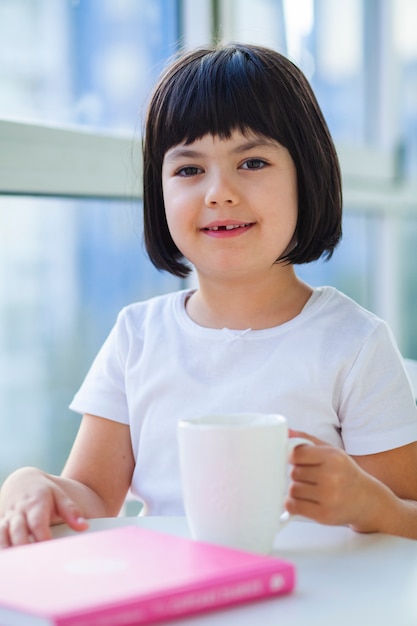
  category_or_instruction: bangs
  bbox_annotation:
[148,46,286,159]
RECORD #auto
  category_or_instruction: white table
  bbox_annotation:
[52,516,417,626]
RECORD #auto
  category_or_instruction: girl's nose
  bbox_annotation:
[204,173,239,207]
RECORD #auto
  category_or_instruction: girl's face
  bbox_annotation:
[161,130,298,282]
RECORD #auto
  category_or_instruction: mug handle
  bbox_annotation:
[279,436,314,526]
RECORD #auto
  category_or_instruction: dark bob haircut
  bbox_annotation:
[143,43,342,278]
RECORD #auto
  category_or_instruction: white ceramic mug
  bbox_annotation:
[177,413,313,554]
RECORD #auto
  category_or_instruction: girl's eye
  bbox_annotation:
[241,158,267,170]
[175,166,202,177]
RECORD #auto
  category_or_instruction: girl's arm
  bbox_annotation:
[287,431,417,539]
[0,414,134,548]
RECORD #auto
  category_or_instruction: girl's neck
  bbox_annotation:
[185,267,313,330]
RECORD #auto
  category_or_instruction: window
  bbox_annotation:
[1,0,416,484]
[214,0,417,356]
[0,0,182,482]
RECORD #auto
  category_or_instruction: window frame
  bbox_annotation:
[0,119,140,200]
[1,118,416,213]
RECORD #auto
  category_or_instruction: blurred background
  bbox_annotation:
[0,0,416,484]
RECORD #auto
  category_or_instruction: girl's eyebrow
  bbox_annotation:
[164,148,203,162]
[232,139,280,154]
[164,139,280,162]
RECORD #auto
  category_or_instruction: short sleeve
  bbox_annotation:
[69,309,131,424]
[339,321,417,455]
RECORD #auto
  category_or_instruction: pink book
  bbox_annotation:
[0,525,295,625]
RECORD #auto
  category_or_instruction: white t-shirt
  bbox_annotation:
[70,286,417,515]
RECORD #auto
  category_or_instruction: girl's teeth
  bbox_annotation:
[208,224,248,231]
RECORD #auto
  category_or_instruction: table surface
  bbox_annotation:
[52,515,417,626]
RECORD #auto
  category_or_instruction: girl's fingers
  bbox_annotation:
[7,512,33,547]
[1,490,88,548]
[289,429,325,446]
[285,495,323,521]
[25,502,54,543]
[288,441,330,465]
[0,518,11,549]
[289,480,321,503]
[290,464,319,485]
[54,491,89,532]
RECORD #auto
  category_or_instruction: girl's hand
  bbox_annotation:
[0,467,88,549]
[286,430,383,530]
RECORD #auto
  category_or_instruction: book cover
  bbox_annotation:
[0,525,295,625]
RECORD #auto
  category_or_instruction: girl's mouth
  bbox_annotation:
[205,223,251,231]
[202,222,255,237]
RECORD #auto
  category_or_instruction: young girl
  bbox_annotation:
[1,43,417,548]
